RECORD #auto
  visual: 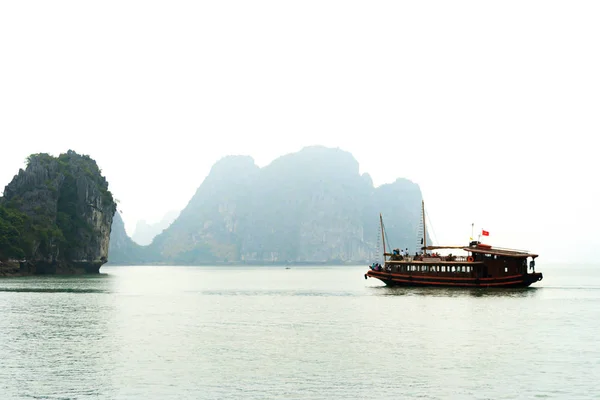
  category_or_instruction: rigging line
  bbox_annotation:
[424,208,439,246]
[375,219,382,263]
[382,220,393,252]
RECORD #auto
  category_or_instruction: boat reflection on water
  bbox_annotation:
[370,285,540,298]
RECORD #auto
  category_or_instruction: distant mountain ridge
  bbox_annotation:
[108,146,427,265]
[131,210,179,245]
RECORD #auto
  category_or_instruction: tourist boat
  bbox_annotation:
[365,201,543,288]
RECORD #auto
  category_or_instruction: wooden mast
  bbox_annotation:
[380,213,386,261]
[422,200,426,254]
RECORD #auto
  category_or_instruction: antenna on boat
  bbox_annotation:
[380,213,386,261]
[422,200,426,253]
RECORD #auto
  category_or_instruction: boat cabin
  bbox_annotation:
[383,241,538,279]
[365,202,542,287]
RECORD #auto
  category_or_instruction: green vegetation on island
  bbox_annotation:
[0,150,116,276]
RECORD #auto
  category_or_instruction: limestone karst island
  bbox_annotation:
[1,146,425,276]
[0,151,116,276]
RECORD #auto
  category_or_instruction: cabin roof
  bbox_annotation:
[466,247,538,258]
[422,245,538,258]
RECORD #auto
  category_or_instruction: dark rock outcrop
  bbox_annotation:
[0,150,116,275]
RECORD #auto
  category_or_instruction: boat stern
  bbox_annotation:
[526,272,543,286]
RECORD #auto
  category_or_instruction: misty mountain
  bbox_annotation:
[108,146,427,265]
[108,212,156,265]
[131,210,179,245]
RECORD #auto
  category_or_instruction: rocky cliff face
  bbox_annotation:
[120,146,428,265]
[149,155,259,263]
[0,150,116,275]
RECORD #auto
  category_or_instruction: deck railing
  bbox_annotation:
[389,255,470,263]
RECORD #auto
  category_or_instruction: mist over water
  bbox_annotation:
[1,264,598,399]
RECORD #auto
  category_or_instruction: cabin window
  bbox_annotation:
[504,267,508,273]
[441,266,446,272]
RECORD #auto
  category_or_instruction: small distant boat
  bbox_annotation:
[365,201,542,288]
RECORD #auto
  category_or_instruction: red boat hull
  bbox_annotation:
[366,270,543,288]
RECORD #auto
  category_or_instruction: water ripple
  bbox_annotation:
[1,265,599,399]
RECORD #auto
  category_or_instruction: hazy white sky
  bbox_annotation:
[1,1,598,262]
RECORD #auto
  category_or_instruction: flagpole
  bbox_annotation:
[422,200,426,254]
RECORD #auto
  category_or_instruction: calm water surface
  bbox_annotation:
[1,264,599,399]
